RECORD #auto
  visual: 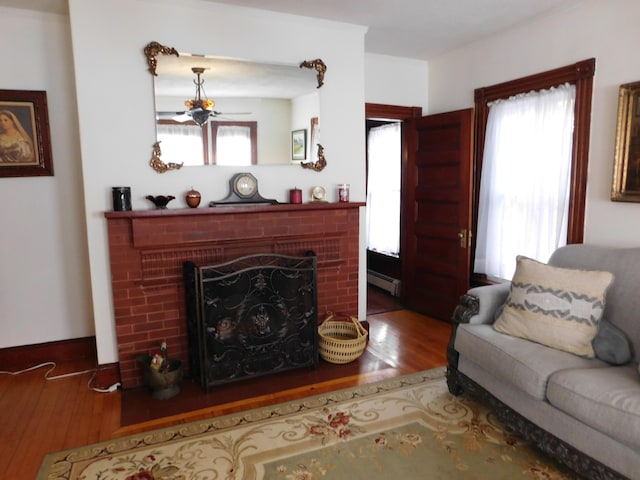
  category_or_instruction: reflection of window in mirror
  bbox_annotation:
[211,122,257,166]
[157,121,205,166]
[156,120,257,166]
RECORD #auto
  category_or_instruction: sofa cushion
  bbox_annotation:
[548,245,640,363]
[593,320,633,365]
[455,323,606,400]
[547,364,640,450]
[494,256,614,357]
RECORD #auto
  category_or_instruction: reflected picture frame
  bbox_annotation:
[292,129,307,161]
[310,117,319,163]
[0,89,53,177]
[612,81,640,201]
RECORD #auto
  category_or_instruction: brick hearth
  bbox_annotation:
[104,203,363,388]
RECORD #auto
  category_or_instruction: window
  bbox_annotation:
[366,122,401,257]
[156,120,257,165]
[475,84,575,279]
[473,59,595,281]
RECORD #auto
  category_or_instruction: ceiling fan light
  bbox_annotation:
[190,109,211,127]
[183,67,216,126]
[184,98,215,111]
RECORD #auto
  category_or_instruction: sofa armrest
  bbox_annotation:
[448,282,511,395]
[453,283,511,325]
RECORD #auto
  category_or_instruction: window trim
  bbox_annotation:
[473,58,595,247]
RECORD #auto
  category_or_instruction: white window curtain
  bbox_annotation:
[366,122,401,256]
[156,123,204,166]
[216,125,251,166]
[474,83,576,280]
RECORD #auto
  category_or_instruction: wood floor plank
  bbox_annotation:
[1,308,452,479]
[5,376,64,478]
[0,369,47,478]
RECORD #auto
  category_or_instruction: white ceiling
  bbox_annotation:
[208,0,583,60]
[155,54,319,99]
[2,0,583,60]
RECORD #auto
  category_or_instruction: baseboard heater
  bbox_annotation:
[367,270,401,297]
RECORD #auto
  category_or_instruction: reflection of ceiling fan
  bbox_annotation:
[156,109,251,124]
[157,67,251,126]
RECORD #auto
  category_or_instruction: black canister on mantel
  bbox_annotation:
[112,186,132,211]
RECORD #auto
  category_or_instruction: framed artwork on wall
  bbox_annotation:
[0,89,54,177]
[612,81,640,201]
[291,129,307,161]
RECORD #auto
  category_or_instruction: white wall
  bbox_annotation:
[0,8,93,348]
[67,0,368,364]
[365,53,428,112]
[427,0,640,248]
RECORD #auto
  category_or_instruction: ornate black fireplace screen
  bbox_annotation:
[183,253,318,391]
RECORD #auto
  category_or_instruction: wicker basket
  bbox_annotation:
[318,313,368,364]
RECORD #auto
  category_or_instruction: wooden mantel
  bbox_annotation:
[104,201,363,219]
[104,202,364,388]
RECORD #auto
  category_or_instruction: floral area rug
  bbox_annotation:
[38,367,578,480]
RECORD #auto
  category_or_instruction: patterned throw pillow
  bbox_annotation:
[494,256,614,357]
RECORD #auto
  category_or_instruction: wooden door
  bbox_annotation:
[401,109,474,321]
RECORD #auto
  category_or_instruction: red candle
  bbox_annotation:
[290,188,302,204]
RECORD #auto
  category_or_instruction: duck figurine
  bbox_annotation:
[145,195,175,209]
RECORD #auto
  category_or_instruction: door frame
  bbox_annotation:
[365,103,422,281]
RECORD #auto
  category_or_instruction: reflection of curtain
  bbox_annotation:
[216,125,251,166]
[474,83,575,280]
[156,123,204,166]
[366,123,401,256]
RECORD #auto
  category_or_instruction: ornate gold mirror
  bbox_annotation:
[144,41,327,173]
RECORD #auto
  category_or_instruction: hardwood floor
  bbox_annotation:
[366,284,405,314]
[0,308,451,479]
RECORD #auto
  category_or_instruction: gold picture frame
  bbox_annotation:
[612,81,640,201]
[0,89,53,177]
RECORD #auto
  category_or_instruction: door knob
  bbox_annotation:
[458,229,468,248]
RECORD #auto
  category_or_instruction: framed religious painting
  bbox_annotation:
[0,89,54,177]
[612,81,640,201]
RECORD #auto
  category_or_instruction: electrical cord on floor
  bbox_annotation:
[0,362,121,393]
[87,369,121,393]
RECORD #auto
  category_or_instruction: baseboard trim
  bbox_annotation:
[0,336,97,370]
[95,362,121,389]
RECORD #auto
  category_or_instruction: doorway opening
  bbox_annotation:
[366,119,401,295]
[365,103,422,299]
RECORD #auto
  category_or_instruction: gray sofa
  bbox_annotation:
[447,244,640,480]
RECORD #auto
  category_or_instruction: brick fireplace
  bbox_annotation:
[104,203,363,388]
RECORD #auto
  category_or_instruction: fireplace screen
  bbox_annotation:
[184,253,318,391]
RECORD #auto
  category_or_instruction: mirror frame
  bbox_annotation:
[143,41,327,173]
